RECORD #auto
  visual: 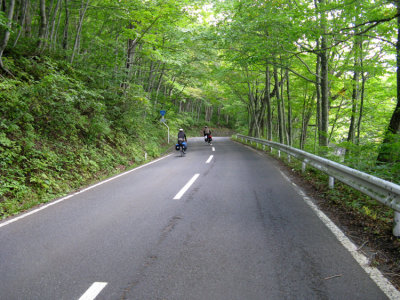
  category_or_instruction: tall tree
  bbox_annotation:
[377,0,400,162]
[70,0,90,63]
[0,0,15,74]
[37,0,47,50]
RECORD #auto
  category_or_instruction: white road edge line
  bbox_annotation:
[206,155,214,164]
[173,174,200,200]
[278,170,400,300]
[79,282,108,300]
[212,147,215,151]
[0,154,173,229]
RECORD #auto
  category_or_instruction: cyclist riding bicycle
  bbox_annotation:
[203,126,212,144]
[177,128,187,152]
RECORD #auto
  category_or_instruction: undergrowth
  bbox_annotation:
[0,52,201,219]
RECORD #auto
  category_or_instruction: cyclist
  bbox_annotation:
[178,128,187,152]
[203,126,212,144]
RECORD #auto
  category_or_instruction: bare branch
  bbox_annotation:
[293,53,320,79]
[338,13,399,33]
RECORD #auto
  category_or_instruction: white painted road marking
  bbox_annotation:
[212,147,215,151]
[278,170,400,300]
[0,155,172,229]
[79,282,108,300]
[173,174,200,200]
[206,155,214,164]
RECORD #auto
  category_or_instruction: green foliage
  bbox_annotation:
[0,53,177,219]
[0,11,9,30]
[2,0,400,220]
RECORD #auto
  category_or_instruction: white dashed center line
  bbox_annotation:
[79,282,108,300]
[206,155,214,164]
[173,174,200,200]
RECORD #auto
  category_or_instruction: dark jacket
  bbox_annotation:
[178,131,186,141]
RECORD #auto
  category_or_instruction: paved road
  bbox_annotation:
[0,137,394,299]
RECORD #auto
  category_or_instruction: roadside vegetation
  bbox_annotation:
[1,0,400,247]
[0,53,193,218]
[236,137,400,288]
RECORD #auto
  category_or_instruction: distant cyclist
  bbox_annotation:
[178,128,187,149]
[203,126,212,144]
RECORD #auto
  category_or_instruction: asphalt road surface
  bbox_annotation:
[0,137,397,300]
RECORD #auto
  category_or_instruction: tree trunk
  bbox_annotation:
[377,2,400,163]
[0,0,15,75]
[205,106,213,122]
[51,0,63,50]
[168,77,176,97]
[13,0,28,47]
[280,65,288,144]
[300,92,314,150]
[316,0,329,148]
[356,59,366,145]
[265,64,272,140]
[146,59,157,93]
[149,61,162,94]
[62,0,69,50]
[347,31,362,146]
[319,44,329,147]
[273,63,284,144]
[37,0,47,50]
[24,0,32,37]
[45,0,55,41]
[286,69,293,146]
[347,76,358,144]
[48,0,62,48]
[197,101,201,122]
[329,97,345,143]
[70,0,90,64]
[245,69,261,137]
[315,45,322,146]
[155,62,166,102]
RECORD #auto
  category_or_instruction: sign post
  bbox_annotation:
[160,110,169,144]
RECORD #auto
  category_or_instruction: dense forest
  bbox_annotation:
[1,0,400,217]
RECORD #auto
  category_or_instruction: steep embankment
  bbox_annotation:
[0,55,179,218]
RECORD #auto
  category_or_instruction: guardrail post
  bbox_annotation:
[394,212,400,237]
[329,176,335,189]
[236,133,400,238]
[288,154,291,163]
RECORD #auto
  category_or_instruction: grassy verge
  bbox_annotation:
[0,129,173,220]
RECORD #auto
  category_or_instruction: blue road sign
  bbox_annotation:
[160,110,166,116]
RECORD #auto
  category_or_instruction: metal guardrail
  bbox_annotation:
[236,134,400,237]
